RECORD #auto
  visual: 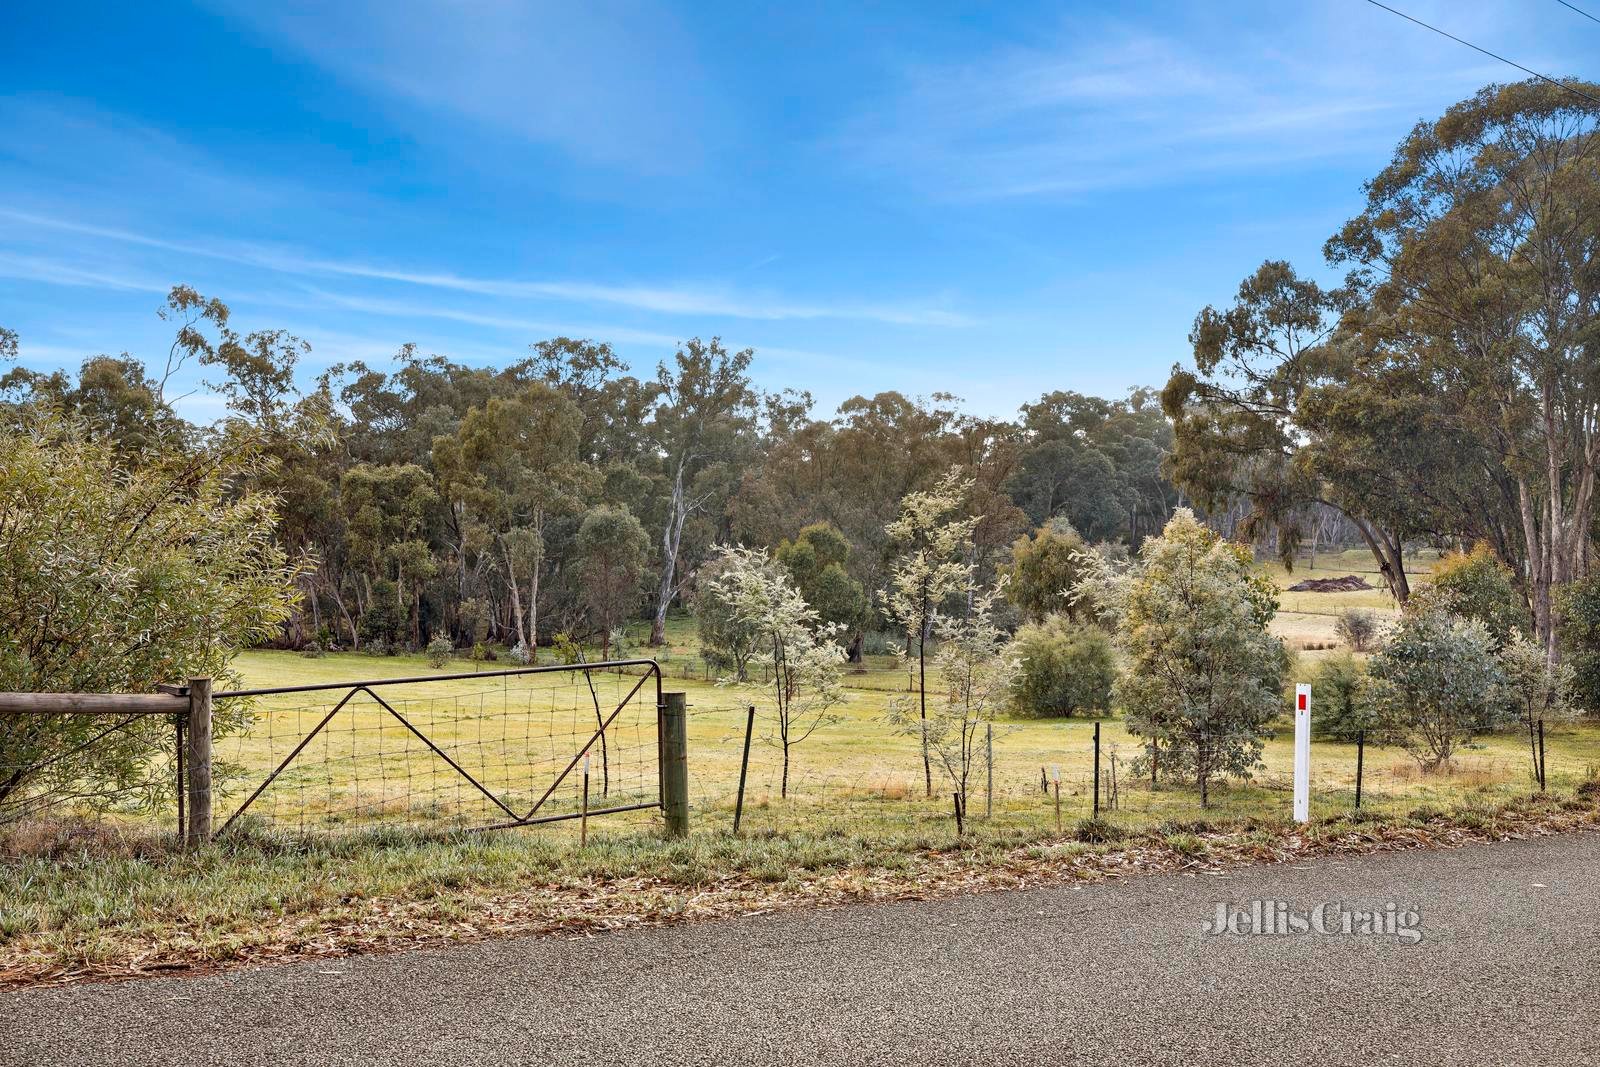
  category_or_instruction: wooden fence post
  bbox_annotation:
[661,691,689,838]
[185,677,213,845]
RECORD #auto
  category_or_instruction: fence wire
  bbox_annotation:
[213,665,661,834]
[681,693,1585,838]
[3,659,1589,841]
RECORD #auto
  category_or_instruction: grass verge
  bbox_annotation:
[4,784,1597,990]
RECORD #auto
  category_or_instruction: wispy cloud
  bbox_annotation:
[833,8,1516,200]
[299,288,688,350]
[1,209,973,327]
[206,0,722,172]
[0,252,168,295]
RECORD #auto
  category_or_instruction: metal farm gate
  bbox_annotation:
[209,659,685,836]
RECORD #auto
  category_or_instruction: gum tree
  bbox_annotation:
[1326,79,1600,661]
[1078,509,1286,806]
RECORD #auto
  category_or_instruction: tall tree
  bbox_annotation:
[646,338,758,646]
[1326,79,1600,660]
[775,522,868,659]
[434,384,591,652]
[574,505,650,658]
[1163,260,1421,601]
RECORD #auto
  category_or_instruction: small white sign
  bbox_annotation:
[1293,683,1311,824]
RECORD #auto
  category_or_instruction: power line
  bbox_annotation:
[1555,0,1600,27]
[1362,0,1600,107]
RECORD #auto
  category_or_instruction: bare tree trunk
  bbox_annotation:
[528,512,545,653]
[1517,477,1553,664]
[327,578,358,649]
[1350,515,1410,603]
[528,564,540,654]
[651,458,691,646]
[500,535,528,649]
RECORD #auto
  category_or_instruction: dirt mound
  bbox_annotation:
[1286,574,1374,593]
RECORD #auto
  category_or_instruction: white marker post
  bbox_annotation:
[1293,683,1311,824]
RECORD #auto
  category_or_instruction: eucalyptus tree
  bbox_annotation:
[434,383,592,652]
[645,338,759,646]
[1326,79,1600,659]
[574,505,651,659]
[775,522,868,658]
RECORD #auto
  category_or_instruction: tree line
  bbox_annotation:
[0,298,1180,660]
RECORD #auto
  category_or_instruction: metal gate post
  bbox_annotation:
[661,691,689,838]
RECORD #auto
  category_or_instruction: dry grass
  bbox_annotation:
[4,790,1595,989]
[7,552,1595,989]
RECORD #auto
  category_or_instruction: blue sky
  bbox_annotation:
[1,1,1594,420]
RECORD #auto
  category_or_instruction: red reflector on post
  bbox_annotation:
[1297,693,1307,711]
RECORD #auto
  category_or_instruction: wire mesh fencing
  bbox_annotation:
[212,662,664,835]
[2,663,1587,844]
[678,691,1585,839]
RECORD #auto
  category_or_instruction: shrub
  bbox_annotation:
[508,641,532,666]
[1363,603,1508,770]
[1077,510,1285,806]
[1009,616,1115,717]
[1309,653,1374,742]
[426,635,452,669]
[552,632,584,666]
[860,630,899,657]
[1558,572,1600,715]
[299,641,325,660]
[361,638,389,658]
[1074,817,1125,843]
[1425,543,1524,647]
[0,412,304,820]
[1335,608,1381,652]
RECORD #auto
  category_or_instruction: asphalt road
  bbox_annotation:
[5,832,1598,1066]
